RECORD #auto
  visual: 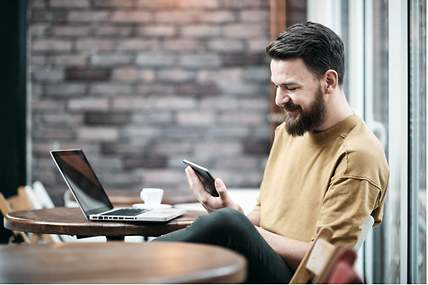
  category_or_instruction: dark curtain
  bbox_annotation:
[0,0,27,243]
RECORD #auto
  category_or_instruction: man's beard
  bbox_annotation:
[283,86,326,136]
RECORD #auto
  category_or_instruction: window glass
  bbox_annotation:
[363,1,392,282]
[409,0,426,283]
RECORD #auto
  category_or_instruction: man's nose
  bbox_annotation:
[275,90,291,107]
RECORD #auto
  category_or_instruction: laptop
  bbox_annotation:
[50,149,185,222]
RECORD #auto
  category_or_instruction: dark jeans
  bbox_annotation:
[154,208,293,283]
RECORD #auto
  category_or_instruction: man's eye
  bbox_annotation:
[273,84,298,91]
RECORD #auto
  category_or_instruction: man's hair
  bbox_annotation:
[265,21,345,85]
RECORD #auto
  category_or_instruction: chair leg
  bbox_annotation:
[8,232,31,244]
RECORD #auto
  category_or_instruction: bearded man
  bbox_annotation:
[155,22,389,284]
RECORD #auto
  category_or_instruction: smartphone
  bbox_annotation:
[182,160,219,197]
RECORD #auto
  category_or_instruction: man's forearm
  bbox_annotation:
[255,226,310,270]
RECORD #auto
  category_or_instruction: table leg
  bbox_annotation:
[76,235,93,239]
[106,236,125,241]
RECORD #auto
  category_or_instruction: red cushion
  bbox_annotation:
[324,249,363,284]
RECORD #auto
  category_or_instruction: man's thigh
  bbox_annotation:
[155,208,293,283]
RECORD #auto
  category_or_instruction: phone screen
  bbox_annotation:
[182,160,219,197]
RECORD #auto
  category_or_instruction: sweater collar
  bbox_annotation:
[305,114,359,144]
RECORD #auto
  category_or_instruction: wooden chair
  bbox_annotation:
[4,187,34,212]
[32,181,55,208]
[0,187,56,244]
[290,227,362,284]
[0,191,31,244]
[290,227,336,284]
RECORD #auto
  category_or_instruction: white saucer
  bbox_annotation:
[132,203,172,210]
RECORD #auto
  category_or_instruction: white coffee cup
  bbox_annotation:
[140,188,164,208]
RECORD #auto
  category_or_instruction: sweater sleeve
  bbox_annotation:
[314,177,382,247]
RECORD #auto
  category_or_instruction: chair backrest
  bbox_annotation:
[0,190,32,244]
[0,187,59,244]
[6,187,34,212]
[290,227,334,284]
[306,238,336,277]
[32,181,55,208]
[291,227,364,284]
[0,193,13,217]
[353,215,375,251]
[23,185,43,210]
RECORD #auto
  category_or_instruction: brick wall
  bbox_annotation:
[29,0,273,205]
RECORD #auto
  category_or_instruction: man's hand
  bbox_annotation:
[185,166,243,213]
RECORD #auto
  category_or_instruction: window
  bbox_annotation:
[308,0,426,283]
[409,0,426,283]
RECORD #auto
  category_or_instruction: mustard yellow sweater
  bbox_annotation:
[257,115,389,247]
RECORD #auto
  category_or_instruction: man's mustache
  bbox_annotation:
[281,101,301,112]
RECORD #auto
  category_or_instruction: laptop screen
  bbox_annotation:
[51,149,113,217]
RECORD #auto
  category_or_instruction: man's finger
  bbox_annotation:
[215,178,228,201]
[185,167,193,188]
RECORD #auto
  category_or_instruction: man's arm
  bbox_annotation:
[247,207,309,269]
[186,168,309,268]
[256,226,310,270]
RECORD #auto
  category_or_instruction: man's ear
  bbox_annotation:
[323,69,339,93]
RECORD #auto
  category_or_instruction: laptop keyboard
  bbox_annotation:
[102,208,147,217]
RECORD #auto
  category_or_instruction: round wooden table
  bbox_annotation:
[0,242,246,283]
[4,207,205,239]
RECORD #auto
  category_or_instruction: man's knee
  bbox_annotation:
[194,208,251,233]
[212,208,248,223]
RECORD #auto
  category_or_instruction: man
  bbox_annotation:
[156,22,389,283]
